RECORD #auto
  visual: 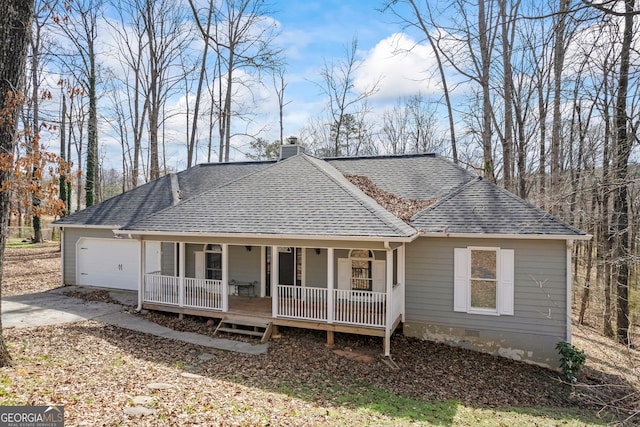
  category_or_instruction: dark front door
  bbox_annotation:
[279,250,294,286]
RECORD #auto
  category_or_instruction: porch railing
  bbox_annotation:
[277,285,328,321]
[144,274,179,305]
[333,289,386,327]
[143,274,222,310]
[184,278,223,310]
[275,285,387,328]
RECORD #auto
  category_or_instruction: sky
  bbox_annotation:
[36,0,448,172]
[258,0,437,144]
[117,0,442,169]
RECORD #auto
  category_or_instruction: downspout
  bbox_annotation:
[566,239,573,343]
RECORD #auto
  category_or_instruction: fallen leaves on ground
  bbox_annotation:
[2,245,639,426]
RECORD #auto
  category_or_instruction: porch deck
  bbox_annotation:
[143,295,400,338]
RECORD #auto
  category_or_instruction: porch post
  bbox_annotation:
[222,243,229,312]
[178,242,185,307]
[384,246,393,357]
[326,247,334,323]
[260,246,266,298]
[271,246,279,317]
[138,239,145,311]
[398,244,406,322]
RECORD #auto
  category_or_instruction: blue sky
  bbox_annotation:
[41,0,442,170]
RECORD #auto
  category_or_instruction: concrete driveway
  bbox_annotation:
[1,286,268,355]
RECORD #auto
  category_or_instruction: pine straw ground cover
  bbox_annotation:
[1,245,638,426]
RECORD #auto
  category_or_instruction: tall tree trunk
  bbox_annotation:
[478,0,495,182]
[0,0,35,368]
[59,90,68,216]
[601,67,614,338]
[613,0,634,345]
[499,0,517,191]
[579,191,597,325]
[30,20,43,242]
[86,40,98,206]
[406,0,457,163]
[187,1,213,168]
[550,0,569,215]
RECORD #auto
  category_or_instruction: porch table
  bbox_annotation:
[230,280,257,298]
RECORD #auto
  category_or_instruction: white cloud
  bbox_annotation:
[355,33,441,100]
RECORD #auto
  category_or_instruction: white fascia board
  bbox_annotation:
[418,231,592,241]
[55,224,121,230]
[113,229,419,243]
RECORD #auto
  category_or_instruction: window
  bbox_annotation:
[454,247,514,315]
[350,250,374,291]
[205,244,222,280]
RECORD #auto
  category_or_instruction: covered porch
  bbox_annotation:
[138,240,406,354]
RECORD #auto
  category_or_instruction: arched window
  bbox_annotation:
[349,249,375,291]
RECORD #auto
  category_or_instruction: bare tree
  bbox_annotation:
[54,0,101,207]
[316,37,379,157]
[189,0,282,162]
[141,0,193,179]
[382,0,458,163]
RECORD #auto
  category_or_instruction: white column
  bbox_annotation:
[178,242,185,307]
[222,243,229,312]
[327,248,334,323]
[271,246,279,317]
[260,246,266,298]
[385,247,393,357]
[138,239,145,311]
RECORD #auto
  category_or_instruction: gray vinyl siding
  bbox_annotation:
[405,237,567,337]
[228,245,261,283]
[62,227,117,285]
[160,242,176,276]
[305,248,327,287]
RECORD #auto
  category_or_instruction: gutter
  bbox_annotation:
[113,229,420,243]
[418,231,592,241]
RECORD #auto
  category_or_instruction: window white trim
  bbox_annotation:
[454,247,514,316]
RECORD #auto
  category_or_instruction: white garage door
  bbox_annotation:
[77,238,140,291]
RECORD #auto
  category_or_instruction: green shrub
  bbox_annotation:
[556,341,586,383]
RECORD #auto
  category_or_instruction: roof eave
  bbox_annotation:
[53,223,121,229]
[418,231,592,241]
[114,229,420,243]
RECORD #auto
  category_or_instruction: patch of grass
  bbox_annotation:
[277,377,609,426]
[6,239,38,248]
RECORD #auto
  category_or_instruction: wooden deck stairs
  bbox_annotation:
[214,317,273,343]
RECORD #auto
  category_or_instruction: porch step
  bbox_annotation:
[214,319,273,343]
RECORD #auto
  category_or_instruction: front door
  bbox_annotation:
[278,247,302,286]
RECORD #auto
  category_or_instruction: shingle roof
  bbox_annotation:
[54,174,175,227]
[410,177,586,236]
[56,151,584,239]
[328,154,476,200]
[55,161,271,227]
[123,154,417,238]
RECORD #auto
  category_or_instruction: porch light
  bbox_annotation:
[245,245,252,252]
[315,248,321,255]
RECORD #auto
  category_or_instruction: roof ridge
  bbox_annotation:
[302,155,417,237]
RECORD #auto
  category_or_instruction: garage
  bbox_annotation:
[76,238,140,291]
